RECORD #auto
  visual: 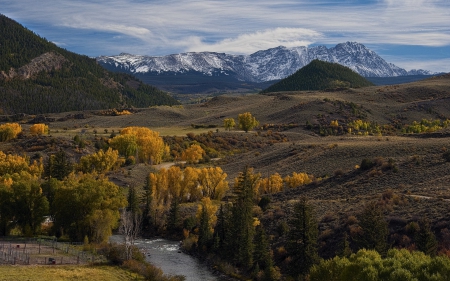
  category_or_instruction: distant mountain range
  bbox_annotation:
[97,42,434,94]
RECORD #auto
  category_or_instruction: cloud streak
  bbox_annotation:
[1,0,449,71]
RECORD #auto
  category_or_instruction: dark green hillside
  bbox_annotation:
[260,59,374,93]
[0,14,179,114]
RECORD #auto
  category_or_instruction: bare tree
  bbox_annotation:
[119,209,142,260]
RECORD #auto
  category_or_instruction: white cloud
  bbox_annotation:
[186,28,323,54]
[1,0,449,61]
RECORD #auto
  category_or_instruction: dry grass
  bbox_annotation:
[0,265,141,281]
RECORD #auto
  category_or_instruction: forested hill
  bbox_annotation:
[0,14,179,115]
[260,59,374,93]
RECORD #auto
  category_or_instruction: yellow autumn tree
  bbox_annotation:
[238,112,259,132]
[198,167,229,200]
[167,166,183,199]
[196,197,218,233]
[258,172,284,194]
[78,148,120,174]
[115,127,165,164]
[109,134,138,158]
[29,123,49,135]
[223,118,236,131]
[0,151,43,177]
[284,172,313,189]
[181,144,205,163]
[181,167,200,202]
[0,123,22,142]
[330,120,339,127]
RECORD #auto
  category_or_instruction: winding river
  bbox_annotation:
[113,236,230,281]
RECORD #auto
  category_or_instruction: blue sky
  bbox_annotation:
[2,0,450,72]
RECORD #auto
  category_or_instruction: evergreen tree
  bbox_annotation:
[197,203,212,251]
[416,218,438,256]
[253,225,272,270]
[167,198,180,234]
[356,201,388,256]
[126,186,140,214]
[44,149,73,180]
[337,231,352,257]
[213,204,229,254]
[142,174,153,231]
[226,166,259,268]
[287,197,319,278]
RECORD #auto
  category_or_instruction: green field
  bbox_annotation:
[0,265,142,281]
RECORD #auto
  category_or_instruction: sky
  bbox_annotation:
[2,0,450,72]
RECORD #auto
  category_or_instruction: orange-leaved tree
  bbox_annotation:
[181,144,205,163]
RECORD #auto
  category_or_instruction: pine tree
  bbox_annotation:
[197,203,212,251]
[253,225,272,270]
[44,149,73,180]
[142,174,153,231]
[337,231,352,257]
[167,198,180,234]
[227,166,258,268]
[127,186,140,215]
[287,197,319,278]
[213,204,230,254]
[416,218,438,256]
[356,201,388,256]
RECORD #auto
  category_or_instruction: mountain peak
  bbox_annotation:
[97,42,435,84]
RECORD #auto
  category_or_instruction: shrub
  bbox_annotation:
[443,151,450,162]
[258,196,271,211]
[360,158,375,170]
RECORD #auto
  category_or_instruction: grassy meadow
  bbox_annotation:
[0,265,142,281]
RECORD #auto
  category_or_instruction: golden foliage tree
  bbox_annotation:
[223,118,236,131]
[284,172,313,189]
[198,167,229,200]
[181,167,200,202]
[181,144,205,163]
[78,148,120,174]
[0,123,22,142]
[196,197,218,233]
[29,123,49,135]
[111,127,165,164]
[258,172,284,194]
[0,151,43,177]
[108,134,137,158]
[238,112,259,132]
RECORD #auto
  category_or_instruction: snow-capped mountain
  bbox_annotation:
[96,42,433,83]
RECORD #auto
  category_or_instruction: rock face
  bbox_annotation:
[97,42,433,82]
[0,52,67,80]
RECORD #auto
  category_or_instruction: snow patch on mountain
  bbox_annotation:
[97,42,435,82]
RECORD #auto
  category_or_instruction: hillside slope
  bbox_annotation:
[0,15,179,115]
[261,59,374,93]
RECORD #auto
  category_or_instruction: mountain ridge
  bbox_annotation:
[0,14,179,114]
[97,42,434,84]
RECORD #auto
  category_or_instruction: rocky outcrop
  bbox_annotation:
[0,52,67,80]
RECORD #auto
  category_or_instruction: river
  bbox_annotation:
[113,236,230,281]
